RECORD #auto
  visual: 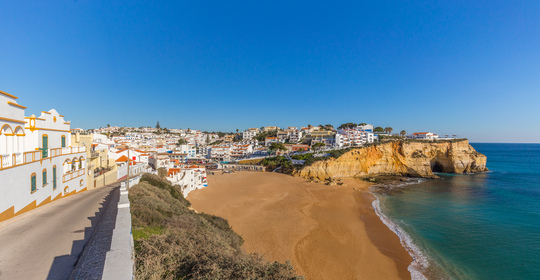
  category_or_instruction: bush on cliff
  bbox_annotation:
[130,173,303,280]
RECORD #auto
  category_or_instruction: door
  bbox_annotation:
[42,135,48,158]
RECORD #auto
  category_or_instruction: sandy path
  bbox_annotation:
[188,172,412,280]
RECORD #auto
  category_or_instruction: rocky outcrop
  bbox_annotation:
[295,140,487,181]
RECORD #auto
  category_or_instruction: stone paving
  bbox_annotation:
[70,185,120,280]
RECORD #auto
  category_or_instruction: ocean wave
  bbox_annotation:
[371,197,430,280]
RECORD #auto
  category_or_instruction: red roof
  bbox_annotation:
[115,155,129,162]
[168,168,180,176]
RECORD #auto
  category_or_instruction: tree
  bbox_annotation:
[358,123,367,126]
[269,142,287,154]
[177,139,188,146]
[236,129,239,134]
[384,127,393,135]
[156,121,161,129]
[400,130,407,137]
[338,122,357,129]
[205,134,210,144]
[107,124,110,128]
[312,142,325,151]
[374,126,384,134]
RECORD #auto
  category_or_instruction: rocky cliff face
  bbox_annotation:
[295,140,487,181]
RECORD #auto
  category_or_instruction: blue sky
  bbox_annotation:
[1,1,539,142]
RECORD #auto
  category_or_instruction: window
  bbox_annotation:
[53,166,57,190]
[42,169,47,186]
[61,135,66,148]
[42,135,49,158]
[31,173,37,193]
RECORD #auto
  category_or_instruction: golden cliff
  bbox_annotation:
[295,140,487,181]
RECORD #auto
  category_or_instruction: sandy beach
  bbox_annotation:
[188,172,412,280]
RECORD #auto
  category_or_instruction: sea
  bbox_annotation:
[372,143,540,280]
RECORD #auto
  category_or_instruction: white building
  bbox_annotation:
[412,132,439,140]
[176,144,196,158]
[265,137,284,146]
[209,146,231,161]
[0,91,87,223]
[357,124,374,133]
[335,129,374,148]
[166,166,207,197]
[242,128,260,140]
[230,144,253,159]
[289,131,303,143]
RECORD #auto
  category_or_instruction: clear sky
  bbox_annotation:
[1,1,539,143]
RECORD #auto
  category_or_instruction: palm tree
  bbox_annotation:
[384,127,393,135]
[400,130,406,137]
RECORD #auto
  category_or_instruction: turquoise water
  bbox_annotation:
[374,143,540,279]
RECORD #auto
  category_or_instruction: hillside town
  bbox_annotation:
[0,90,450,223]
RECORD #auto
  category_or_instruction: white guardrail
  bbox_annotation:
[102,183,135,279]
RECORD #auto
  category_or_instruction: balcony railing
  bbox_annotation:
[0,146,87,171]
[62,168,86,183]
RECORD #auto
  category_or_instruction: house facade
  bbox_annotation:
[242,128,260,140]
[335,129,374,148]
[412,132,439,140]
[0,91,87,223]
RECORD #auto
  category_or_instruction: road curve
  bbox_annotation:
[0,183,119,280]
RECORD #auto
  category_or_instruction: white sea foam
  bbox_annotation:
[371,195,430,280]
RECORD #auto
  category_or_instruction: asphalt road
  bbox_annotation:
[0,184,119,280]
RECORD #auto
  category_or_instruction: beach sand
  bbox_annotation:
[188,172,412,280]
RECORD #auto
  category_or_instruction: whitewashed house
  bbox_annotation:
[412,132,439,140]
[166,166,207,197]
[335,129,374,148]
[0,91,87,223]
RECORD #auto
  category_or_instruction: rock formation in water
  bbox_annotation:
[295,139,488,181]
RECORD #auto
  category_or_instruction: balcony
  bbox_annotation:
[0,146,87,171]
[62,168,86,183]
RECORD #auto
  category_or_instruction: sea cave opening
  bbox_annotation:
[431,161,444,173]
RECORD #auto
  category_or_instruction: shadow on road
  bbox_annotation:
[46,186,119,280]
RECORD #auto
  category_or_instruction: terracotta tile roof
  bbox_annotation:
[115,155,129,162]
[168,168,181,176]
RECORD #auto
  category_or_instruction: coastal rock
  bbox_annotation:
[295,140,488,181]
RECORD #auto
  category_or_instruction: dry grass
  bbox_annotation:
[130,173,303,280]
